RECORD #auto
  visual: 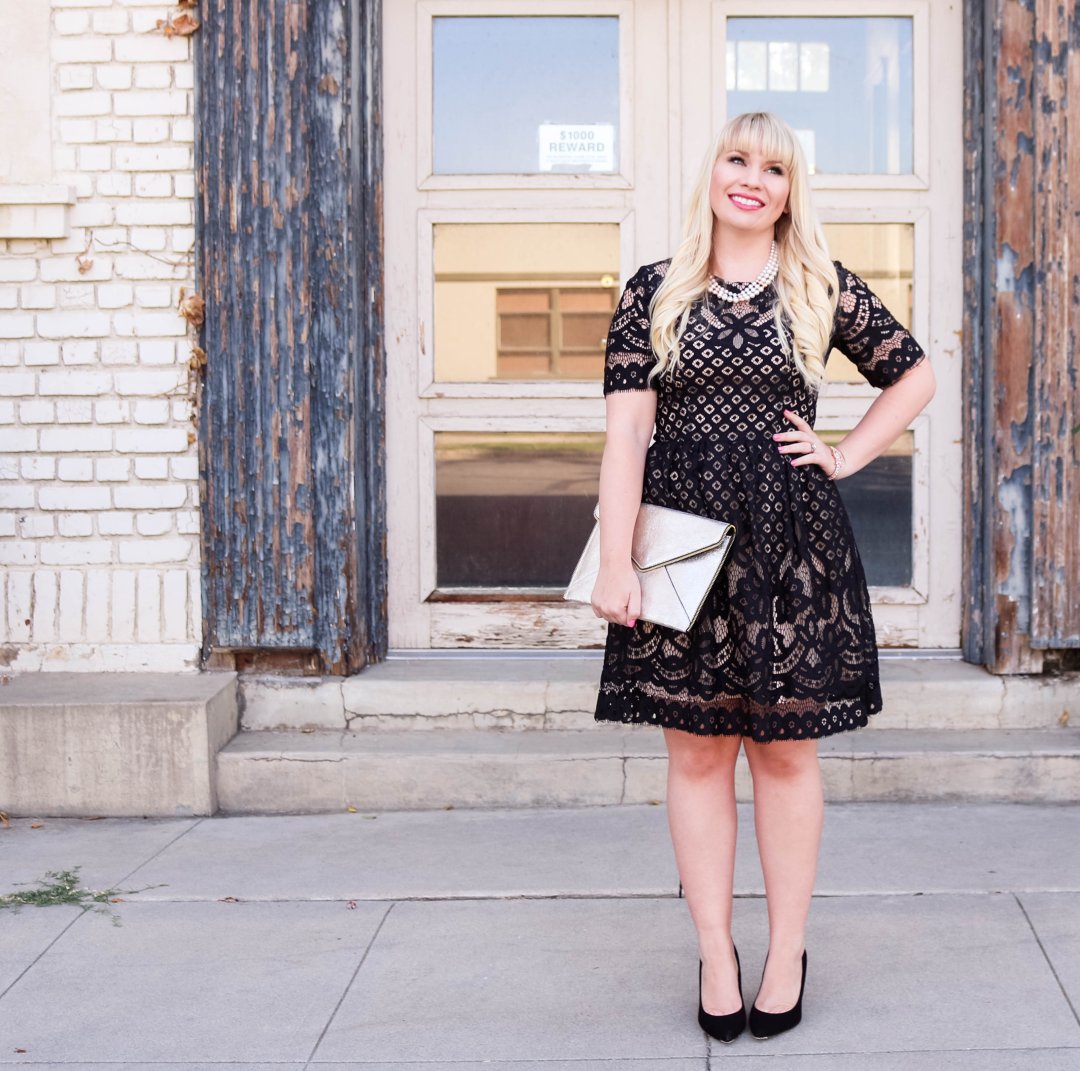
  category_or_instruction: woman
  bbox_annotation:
[590,111,935,1043]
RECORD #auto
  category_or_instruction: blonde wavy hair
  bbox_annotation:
[648,112,838,392]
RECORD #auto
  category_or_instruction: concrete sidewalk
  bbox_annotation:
[0,802,1078,1069]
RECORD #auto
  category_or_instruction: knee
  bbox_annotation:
[745,740,818,781]
[666,732,740,780]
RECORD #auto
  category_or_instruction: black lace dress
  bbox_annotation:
[595,259,927,741]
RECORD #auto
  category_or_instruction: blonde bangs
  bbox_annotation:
[717,112,799,176]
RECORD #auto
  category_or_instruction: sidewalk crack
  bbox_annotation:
[303,900,396,1070]
[1014,892,1080,1029]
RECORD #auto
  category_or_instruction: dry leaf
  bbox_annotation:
[1060,710,1070,727]
[186,429,196,445]
[76,254,93,274]
[30,822,43,829]
[188,345,208,371]
[156,13,199,38]
[346,805,358,813]
[178,289,205,328]
[172,13,200,35]
[178,0,199,7]
[346,900,357,910]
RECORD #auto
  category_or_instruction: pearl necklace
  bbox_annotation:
[707,241,779,303]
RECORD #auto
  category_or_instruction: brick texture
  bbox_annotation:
[1,1,199,671]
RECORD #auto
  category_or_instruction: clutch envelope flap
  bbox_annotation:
[590,502,733,572]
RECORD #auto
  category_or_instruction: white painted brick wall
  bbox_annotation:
[0,1,199,671]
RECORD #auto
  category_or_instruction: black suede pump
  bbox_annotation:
[697,945,746,1044]
[749,949,807,1039]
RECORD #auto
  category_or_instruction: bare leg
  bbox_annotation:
[663,726,744,1015]
[742,737,823,1012]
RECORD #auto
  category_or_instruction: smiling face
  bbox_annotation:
[708,146,791,237]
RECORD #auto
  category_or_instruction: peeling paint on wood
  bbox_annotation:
[965,0,1079,671]
[1030,0,1080,647]
[194,0,386,673]
[962,0,989,664]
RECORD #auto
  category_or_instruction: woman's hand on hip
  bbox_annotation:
[591,563,641,627]
[772,409,837,475]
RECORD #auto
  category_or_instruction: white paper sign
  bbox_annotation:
[538,124,616,172]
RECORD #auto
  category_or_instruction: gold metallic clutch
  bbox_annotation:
[564,502,736,632]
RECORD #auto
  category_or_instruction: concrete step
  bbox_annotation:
[214,726,1080,812]
[240,656,1078,733]
[1,671,238,817]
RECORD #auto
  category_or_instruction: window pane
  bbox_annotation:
[823,223,914,383]
[435,432,603,588]
[726,17,913,174]
[433,17,619,174]
[433,222,620,382]
[820,430,913,587]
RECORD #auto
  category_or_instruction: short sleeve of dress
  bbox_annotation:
[829,260,927,389]
[603,267,658,395]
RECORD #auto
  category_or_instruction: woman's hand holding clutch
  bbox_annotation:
[591,562,642,627]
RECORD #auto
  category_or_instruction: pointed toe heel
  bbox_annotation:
[749,949,807,1040]
[697,945,747,1044]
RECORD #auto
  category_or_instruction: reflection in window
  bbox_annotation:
[726,17,913,174]
[728,39,829,94]
[497,288,616,379]
[433,17,620,175]
[435,433,603,588]
[433,222,620,382]
[823,223,914,383]
[433,429,913,590]
[821,430,913,587]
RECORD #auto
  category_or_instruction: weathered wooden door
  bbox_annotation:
[194,0,386,672]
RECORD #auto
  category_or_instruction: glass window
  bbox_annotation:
[434,432,603,588]
[822,222,915,383]
[433,17,620,175]
[433,222,620,382]
[821,430,913,587]
[725,17,913,174]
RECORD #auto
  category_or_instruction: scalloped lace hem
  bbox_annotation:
[594,685,882,741]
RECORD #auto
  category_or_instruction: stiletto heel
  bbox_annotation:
[749,949,807,1039]
[697,944,746,1043]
